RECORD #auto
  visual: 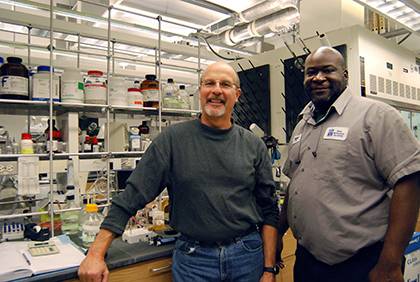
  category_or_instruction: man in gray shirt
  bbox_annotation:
[79,62,280,282]
[278,47,420,282]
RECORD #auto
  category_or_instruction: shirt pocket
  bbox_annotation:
[283,141,301,177]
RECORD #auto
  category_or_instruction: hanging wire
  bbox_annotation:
[196,35,244,61]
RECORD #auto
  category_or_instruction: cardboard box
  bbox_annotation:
[404,232,420,282]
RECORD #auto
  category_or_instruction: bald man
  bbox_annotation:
[278,47,420,282]
[78,62,280,282]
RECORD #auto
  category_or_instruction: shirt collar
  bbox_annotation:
[299,87,352,122]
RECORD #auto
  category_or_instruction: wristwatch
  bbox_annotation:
[263,265,280,275]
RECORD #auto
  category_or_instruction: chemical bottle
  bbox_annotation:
[138,120,150,135]
[32,65,60,102]
[0,57,29,100]
[61,191,80,235]
[109,76,128,106]
[163,78,176,97]
[84,70,106,104]
[162,78,177,108]
[141,74,159,108]
[127,88,143,107]
[177,85,190,109]
[20,133,34,154]
[61,68,84,103]
[80,203,104,247]
[45,119,61,153]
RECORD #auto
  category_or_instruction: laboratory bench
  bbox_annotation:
[15,236,174,282]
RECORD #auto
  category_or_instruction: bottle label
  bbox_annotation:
[32,77,59,101]
[142,89,159,102]
[85,85,106,103]
[82,224,100,234]
[0,76,28,96]
[109,87,127,106]
[62,81,84,102]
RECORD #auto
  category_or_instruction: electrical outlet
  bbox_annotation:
[0,162,17,176]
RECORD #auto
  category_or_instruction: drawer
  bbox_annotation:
[67,257,172,282]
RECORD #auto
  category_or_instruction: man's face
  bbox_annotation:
[303,51,348,108]
[199,64,240,119]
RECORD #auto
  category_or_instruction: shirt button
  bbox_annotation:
[294,191,298,195]
[294,216,297,219]
[301,168,304,172]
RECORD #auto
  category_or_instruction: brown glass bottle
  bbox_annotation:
[141,74,159,108]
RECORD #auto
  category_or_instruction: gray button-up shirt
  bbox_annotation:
[283,87,420,265]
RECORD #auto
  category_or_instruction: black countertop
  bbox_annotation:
[17,236,174,282]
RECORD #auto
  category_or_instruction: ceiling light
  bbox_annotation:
[353,0,420,32]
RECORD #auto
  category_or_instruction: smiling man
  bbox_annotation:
[78,62,280,282]
[278,47,420,282]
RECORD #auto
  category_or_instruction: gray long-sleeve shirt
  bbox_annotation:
[101,119,279,242]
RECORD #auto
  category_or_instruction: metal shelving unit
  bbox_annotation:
[0,0,203,236]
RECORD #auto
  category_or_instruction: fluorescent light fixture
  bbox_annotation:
[353,0,420,32]
[0,0,40,11]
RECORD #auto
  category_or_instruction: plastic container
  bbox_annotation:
[127,88,143,107]
[61,194,80,235]
[141,74,159,108]
[84,70,106,104]
[32,65,59,101]
[177,85,190,109]
[0,57,29,100]
[80,203,104,247]
[61,68,84,103]
[20,133,34,154]
[109,76,128,106]
[163,78,176,97]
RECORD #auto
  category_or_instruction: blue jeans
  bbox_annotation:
[172,231,263,282]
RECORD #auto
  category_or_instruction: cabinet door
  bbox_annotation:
[109,257,172,282]
[66,257,172,282]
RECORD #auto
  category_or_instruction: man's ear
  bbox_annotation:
[235,88,241,102]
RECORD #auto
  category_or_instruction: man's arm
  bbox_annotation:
[261,224,278,282]
[369,172,420,282]
[276,192,289,262]
[78,229,116,282]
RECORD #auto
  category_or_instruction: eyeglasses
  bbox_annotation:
[201,80,237,90]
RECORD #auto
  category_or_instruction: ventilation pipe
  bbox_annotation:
[238,0,299,23]
[211,6,300,46]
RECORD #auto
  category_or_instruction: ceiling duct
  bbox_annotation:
[208,6,300,46]
[238,0,299,23]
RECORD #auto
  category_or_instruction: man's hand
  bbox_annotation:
[260,271,276,282]
[276,236,284,262]
[78,229,116,282]
[78,253,109,282]
[368,259,403,282]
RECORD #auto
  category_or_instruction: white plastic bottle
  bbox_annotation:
[32,65,60,101]
[81,203,104,247]
[84,70,106,104]
[20,133,34,154]
[127,88,143,107]
[61,68,84,103]
[109,76,128,106]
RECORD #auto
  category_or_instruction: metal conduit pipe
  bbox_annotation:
[214,7,300,46]
[238,0,299,23]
